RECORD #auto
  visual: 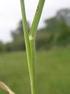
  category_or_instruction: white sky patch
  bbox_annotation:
[0,0,70,42]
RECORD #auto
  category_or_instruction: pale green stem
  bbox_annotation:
[20,1,36,94]
[30,0,45,39]
[20,0,30,61]
[20,0,45,94]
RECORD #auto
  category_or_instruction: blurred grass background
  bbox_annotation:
[0,8,70,94]
[0,48,70,94]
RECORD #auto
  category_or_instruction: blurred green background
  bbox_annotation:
[0,48,70,94]
[0,9,70,51]
[0,8,70,94]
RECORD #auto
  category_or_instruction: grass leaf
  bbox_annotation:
[30,0,45,39]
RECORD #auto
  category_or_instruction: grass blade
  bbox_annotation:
[20,0,31,75]
[30,0,45,38]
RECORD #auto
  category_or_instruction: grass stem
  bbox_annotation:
[20,0,45,94]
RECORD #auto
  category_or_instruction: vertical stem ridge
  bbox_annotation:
[29,38,36,94]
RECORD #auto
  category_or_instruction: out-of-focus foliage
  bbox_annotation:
[36,8,70,49]
[11,20,25,51]
[0,42,5,52]
[8,20,29,51]
[0,8,70,52]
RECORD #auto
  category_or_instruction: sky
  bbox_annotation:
[0,0,70,43]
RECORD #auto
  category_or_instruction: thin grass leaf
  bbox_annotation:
[20,0,31,72]
[29,1,45,94]
[30,0,45,39]
[20,1,36,94]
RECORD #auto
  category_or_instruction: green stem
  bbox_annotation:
[20,0,45,94]
[30,0,45,39]
[20,1,36,94]
[20,0,30,61]
[29,38,36,94]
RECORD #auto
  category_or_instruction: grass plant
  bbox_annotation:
[20,0,45,94]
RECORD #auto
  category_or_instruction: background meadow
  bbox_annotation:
[0,48,70,94]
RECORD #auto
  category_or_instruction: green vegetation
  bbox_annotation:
[0,48,70,94]
[0,9,70,51]
[20,0,45,94]
[0,90,6,94]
